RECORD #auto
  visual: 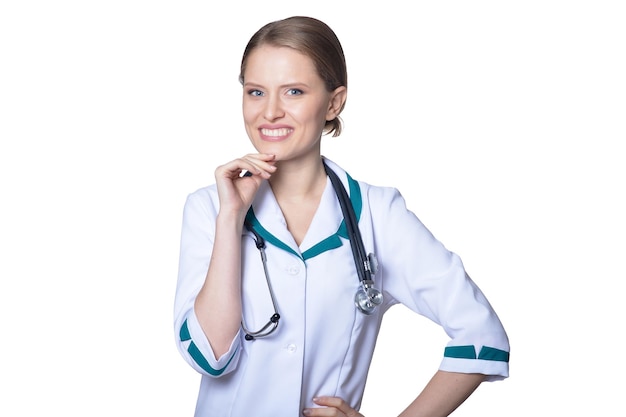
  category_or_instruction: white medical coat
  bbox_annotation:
[174,158,509,417]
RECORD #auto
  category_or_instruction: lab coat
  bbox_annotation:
[174,158,509,416]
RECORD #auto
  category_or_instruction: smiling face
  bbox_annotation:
[242,45,346,164]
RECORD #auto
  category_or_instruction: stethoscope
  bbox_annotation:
[241,161,383,341]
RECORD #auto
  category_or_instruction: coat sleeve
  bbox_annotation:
[369,186,510,381]
[173,187,242,377]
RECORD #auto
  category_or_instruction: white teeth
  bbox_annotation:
[261,128,292,137]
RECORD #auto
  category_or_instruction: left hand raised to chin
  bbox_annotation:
[302,396,364,417]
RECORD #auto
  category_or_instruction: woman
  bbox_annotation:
[174,16,509,417]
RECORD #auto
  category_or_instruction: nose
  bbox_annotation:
[263,95,284,121]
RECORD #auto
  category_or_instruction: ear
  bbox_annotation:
[326,86,347,121]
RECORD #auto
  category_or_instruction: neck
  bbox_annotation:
[269,156,327,203]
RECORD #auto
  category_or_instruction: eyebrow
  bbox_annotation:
[243,81,310,89]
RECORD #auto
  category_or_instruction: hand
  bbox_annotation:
[214,153,276,216]
[302,396,364,417]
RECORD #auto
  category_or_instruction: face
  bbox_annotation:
[242,45,345,163]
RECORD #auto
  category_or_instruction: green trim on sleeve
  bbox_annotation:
[187,341,238,376]
[478,346,510,362]
[444,345,509,363]
[444,345,477,359]
[179,319,239,376]
[180,319,191,341]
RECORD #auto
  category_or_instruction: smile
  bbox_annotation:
[260,128,294,137]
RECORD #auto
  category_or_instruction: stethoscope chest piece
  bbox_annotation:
[355,283,383,315]
[354,252,383,315]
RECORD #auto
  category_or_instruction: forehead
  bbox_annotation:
[243,45,321,84]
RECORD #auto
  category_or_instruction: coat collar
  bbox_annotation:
[244,157,362,261]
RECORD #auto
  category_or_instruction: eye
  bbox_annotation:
[247,89,264,97]
[286,88,303,96]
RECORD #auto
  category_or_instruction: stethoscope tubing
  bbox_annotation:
[241,161,382,339]
[242,223,281,340]
[323,162,371,284]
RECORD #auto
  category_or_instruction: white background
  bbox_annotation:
[1,1,624,416]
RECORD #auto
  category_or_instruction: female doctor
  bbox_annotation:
[174,16,510,417]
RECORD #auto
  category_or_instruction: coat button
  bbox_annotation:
[286,344,297,353]
[287,265,300,275]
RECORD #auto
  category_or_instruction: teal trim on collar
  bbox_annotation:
[346,171,362,224]
[245,209,302,260]
[246,171,363,262]
[302,234,343,259]
[179,319,238,376]
[444,345,509,363]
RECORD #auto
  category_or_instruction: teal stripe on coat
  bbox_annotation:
[244,171,363,262]
[478,346,510,362]
[179,319,238,376]
[444,345,477,359]
[444,345,509,362]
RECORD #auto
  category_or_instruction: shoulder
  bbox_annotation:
[182,183,220,217]
[322,156,407,211]
[187,183,218,199]
[360,181,402,203]
[356,177,407,214]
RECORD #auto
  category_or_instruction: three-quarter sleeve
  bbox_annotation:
[173,187,242,377]
[369,186,510,380]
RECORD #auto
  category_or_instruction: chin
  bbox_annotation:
[255,143,284,159]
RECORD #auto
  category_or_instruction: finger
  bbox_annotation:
[241,154,277,176]
[311,397,362,417]
[232,154,276,179]
[243,152,276,163]
[302,406,339,417]
[216,155,275,180]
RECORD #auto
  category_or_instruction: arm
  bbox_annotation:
[371,187,508,415]
[303,371,483,417]
[192,209,246,356]
[193,153,276,357]
[398,371,485,417]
